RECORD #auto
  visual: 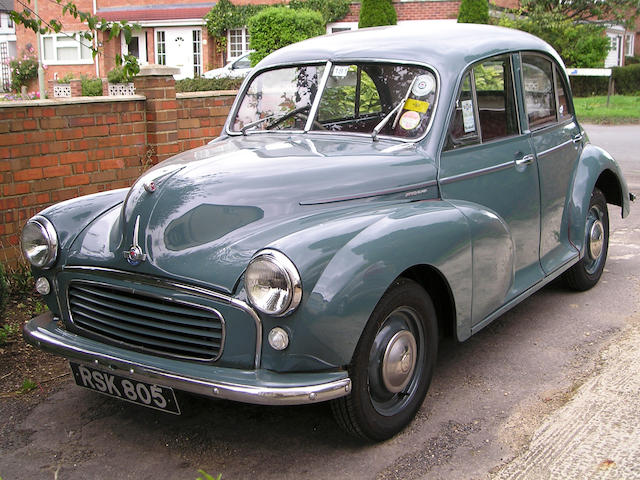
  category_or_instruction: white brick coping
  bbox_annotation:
[0,95,146,109]
[177,90,239,99]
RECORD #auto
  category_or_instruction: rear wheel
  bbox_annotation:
[564,188,609,291]
[331,278,438,441]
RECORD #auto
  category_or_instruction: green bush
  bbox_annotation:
[10,47,38,92]
[248,7,325,65]
[289,0,350,23]
[56,73,74,84]
[625,56,640,65]
[358,0,397,28]
[613,64,640,95]
[498,9,609,68]
[175,76,244,92]
[81,75,103,96]
[570,76,608,97]
[457,0,489,24]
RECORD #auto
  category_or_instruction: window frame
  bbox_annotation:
[41,32,93,66]
[193,29,202,77]
[156,30,166,66]
[444,53,521,151]
[227,27,250,60]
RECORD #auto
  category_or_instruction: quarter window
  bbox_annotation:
[554,65,572,122]
[522,54,557,128]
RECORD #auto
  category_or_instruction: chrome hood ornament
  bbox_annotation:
[124,215,147,266]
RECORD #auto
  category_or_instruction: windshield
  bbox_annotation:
[230,62,437,140]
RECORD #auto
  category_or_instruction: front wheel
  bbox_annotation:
[564,188,609,291]
[331,278,438,441]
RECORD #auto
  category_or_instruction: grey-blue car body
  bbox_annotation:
[22,23,632,440]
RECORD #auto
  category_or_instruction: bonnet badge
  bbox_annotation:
[124,215,147,266]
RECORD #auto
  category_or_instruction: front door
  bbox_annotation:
[157,27,202,79]
[440,53,544,326]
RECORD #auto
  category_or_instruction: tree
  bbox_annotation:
[248,7,325,65]
[499,7,610,68]
[358,0,397,28]
[457,0,489,24]
[520,0,640,27]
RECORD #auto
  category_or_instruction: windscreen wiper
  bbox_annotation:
[371,77,418,142]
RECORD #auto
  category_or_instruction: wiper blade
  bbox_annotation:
[240,115,277,135]
[240,105,311,135]
[371,76,418,142]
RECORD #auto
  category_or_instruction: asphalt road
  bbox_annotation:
[1,124,638,480]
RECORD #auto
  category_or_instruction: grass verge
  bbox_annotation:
[574,95,640,124]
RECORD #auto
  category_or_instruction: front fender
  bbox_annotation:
[569,144,630,254]
[263,200,473,371]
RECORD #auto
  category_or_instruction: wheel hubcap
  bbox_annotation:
[588,219,603,260]
[382,330,417,393]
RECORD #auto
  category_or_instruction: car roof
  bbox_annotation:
[256,21,563,73]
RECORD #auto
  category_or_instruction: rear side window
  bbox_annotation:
[554,65,572,122]
[522,54,557,128]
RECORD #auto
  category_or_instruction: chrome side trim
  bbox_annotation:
[535,138,574,158]
[62,266,263,369]
[24,312,352,406]
[439,161,514,185]
[66,279,227,363]
[300,180,438,205]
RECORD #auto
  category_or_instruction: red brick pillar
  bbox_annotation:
[133,65,181,164]
[102,79,109,96]
[47,80,55,100]
[70,79,82,97]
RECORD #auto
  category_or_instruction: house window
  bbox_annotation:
[625,33,635,57]
[156,31,166,65]
[193,29,202,77]
[228,28,249,58]
[41,33,92,65]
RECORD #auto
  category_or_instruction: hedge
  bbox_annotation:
[569,63,640,97]
[359,0,397,28]
[457,0,489,24]
[248,7,325,65]
[175,77,244,92]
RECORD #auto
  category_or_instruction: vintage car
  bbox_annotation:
[23,22,632,441]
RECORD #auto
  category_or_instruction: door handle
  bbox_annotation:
[515,154,535,167]
[572,133,583,144]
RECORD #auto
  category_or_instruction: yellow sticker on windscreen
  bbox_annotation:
[404,98,430,113]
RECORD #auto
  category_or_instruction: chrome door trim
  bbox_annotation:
[535,138,574,158]
[439,160,514,185]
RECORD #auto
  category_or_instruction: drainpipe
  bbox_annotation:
[35,0,45,99]
[93,0,99,77]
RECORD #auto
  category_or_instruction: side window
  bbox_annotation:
[473,55,519,142]
[445,72,479,150]
[445,55,518,150]
[522,54,557,128]
[554,65,572,121]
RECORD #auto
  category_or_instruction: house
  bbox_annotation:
[8,0,639,89]
[0,0,16,91]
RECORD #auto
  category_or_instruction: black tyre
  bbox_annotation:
[331,278,438,441]
[564,188,609,291]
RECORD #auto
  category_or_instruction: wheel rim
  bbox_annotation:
[367,306,425,416]
[584,204,606,275]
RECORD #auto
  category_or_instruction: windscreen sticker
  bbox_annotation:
[332,65,350,77]
[404,98,430,114]
[412,74,435,97]
[462,99,475,133]
[399,110,421,130]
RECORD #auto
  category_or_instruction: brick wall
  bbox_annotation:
[0,72,236,267]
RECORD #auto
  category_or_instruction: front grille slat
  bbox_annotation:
[70,290,223,331]
[68,282,225,362]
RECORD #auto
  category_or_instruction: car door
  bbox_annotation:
[439,53,545,327]
[520,53,581,274]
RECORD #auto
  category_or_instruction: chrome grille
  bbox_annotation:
[67,282,224,361]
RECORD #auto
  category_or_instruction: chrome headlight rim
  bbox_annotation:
[21,215,58,269]
[245,249,302,317]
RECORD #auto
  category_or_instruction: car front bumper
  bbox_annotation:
[23,312,352,406]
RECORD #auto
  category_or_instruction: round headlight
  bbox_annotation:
[21,216,58,269]
[245,249,302,317]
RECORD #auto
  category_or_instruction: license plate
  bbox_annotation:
[70,362,180,414]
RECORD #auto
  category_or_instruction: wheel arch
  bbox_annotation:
[400,264,456,340]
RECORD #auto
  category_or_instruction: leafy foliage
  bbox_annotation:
[175,76,244,92]
[9,47,38,91]
[498,8,609,68]
[0,323,18,346]
[289,0,350,23]
[358,0,397,28]
[81,75,103,96]
[248,7,325,65]
[613,64,640,95]
[519,0,640,28]
[457,0,489,24]
[107,54,140,83]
